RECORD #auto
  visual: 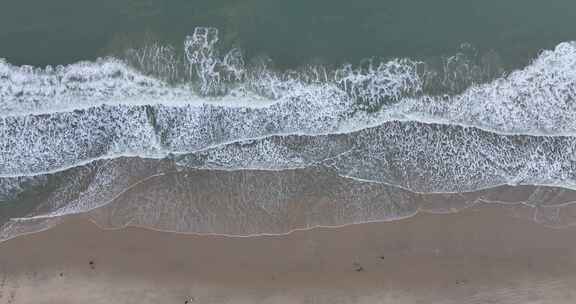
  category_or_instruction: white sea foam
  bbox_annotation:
[395,42,576,135]
[2,28,576,241]
[2,38,576,177]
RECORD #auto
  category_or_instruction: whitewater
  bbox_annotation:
[2,27,576,242]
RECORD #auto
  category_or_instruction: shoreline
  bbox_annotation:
[2,204,576,303]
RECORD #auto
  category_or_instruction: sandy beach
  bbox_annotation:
[1,204,575,304]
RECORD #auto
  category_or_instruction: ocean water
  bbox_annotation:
[1,0,576,242]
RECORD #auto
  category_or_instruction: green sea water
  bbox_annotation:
[1,0,575,68]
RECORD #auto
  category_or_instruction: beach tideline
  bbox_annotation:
[1,204,575,304]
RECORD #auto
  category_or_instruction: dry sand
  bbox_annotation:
[1,204,576,303]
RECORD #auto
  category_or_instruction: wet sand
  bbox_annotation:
[1,204,576,304]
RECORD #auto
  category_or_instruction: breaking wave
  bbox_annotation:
[2,27,576,242]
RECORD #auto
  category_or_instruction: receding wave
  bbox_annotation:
[2,157,576,242]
